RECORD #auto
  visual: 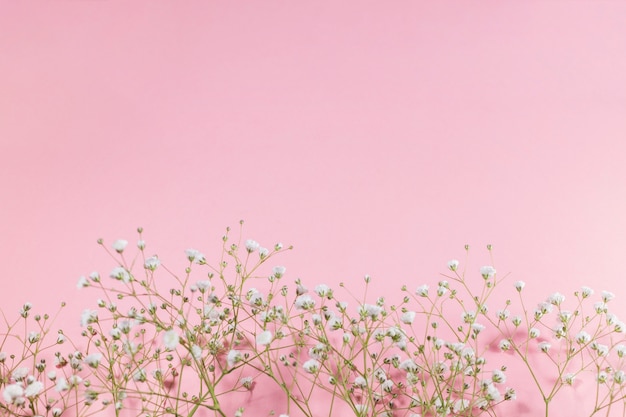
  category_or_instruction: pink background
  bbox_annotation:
[2,2,626,416]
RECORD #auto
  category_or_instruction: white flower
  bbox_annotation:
[303,359,320,374]
[399,359,419,373]
[616,344,626,358]
[314,284,332,298]
[24,381,44,397]
[327,316,342,331]
[109,266,131,283]
[84,353,102,368]
[401,311,416,324]
[144,256,160,271]
[538,342,551,353]
[3,384,24,404]
[447,259,459,271]
[498,340,511,351]
[594,302,608,313]
[453,399,470,413]
[163,330,180,350]
[563,373,576,385]
[137,239,146,250]
[480,265,496,279]
[492,369,506,384]
[80,309,98,327]
[353,376,367,388]
[575,331,591,344]
[514,281,525,291]
[245,239,260,253]
[416,285,429,297]
[295,294,315,310]
[529,327,540,338]
[227,350,242,367]
[581,286,594,298]
[548,292,565,306]
[55,378,69,392]
[196,280,211,292]
[185,249,205,264]
[259,247,269,258]
[272,265,286,278]
[256,330,273,346]
[614,370,625,384]
[602,291,615,302]
[437,285,448,296]
[191,345,202,360]
[112,239,128,253]
[497,309,510,320]
[77,276,89,288]
[359,304,382,319]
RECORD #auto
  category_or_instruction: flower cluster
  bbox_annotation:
[2,227,626,417]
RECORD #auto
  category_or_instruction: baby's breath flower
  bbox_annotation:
[163,329,180,350]
[575,331,591,344]
[498,340,511,351]
[77,276,89,288]
[258,247,269,258]
[594,302,608,314]
[3,384,25,404]
[84,353,102,368]
[497,309,510,320]
[401,311,416,324]
[273,266,286,278]
[80,309,98,327]
[245,239,260,253]
[492,369,506,384]
[480,266,496,279]
[514,281,525,291]
[614,370,625,384]
[227,350,243,367]
[185,249,205,264]
[137,239,146,249]
[109,266,131,283]
[191,345,202,360]
[302,359,320,374]
[447,259,459,271]
[548,292,565,306]
[616,344,626,357]
[144,256,160,271]
[353,376,367,388]
[602,291,615,302]
[581,286,594,298]
[256,330,273,346]
[416,285,429,297]
[112,239,128,253]
[359,304,382,319]
[563,373,576,385]
[538,342,551,353]
[314,284,333,298]
[295,294,315,310]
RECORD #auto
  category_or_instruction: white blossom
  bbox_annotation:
[24,381,44,397]
[295,294,315,310]
[416,285,429,297]
[256,330,273,346]
[602,291,615,302]
[109,266,131,283]
[227,350,243,367]
[163,330,180,350]
[303,359,320,374]
[185,249,205,264]
[112,239,128,253]
[401,311,416,324]
[480,266,496,279]
[84,353,102,368]
[3,384,24,404]
[144,256,160,271]
[245,239,260,253]
[514,281,525,291]
[447,259,459,271]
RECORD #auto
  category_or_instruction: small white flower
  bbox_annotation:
[399,359,419,373]
[497,309,510,320]
[416,285,429,297]
[295,294,315,310]
[437,285,448,296]
[227,350,242,367]
[447,259,459,271]
[359,304,382,319]
[563,373,576,385]
[80,309,98,327]
[602,291,615,302]
[327,316,342,330]
[616,344,626,358]
[55,378,70,392]
[12,367,29,381]
[77,276,89,288]
[191,344,202,360]
[492,369,506,384]
[24,381,44,397]
[185,249,205,264]
[529,327,540,338]
[112,239,128,253]
[196,280,211,291]
[163,330,180,350]
[575,331,591,344]
[480,265,496,279]
[581,286,594,298]
[538,341,551,353]
[353,376,367,388]
[84,353,102,368]
[303,359,320,374]
[137,239,146,250]
[548,292,565,306]
[3,384,25,404]
[453,399,470,413]
[256,330,273,346]
[245,239,260,253]
[144,256,160,271]
[614,370,625,384]
[594,302,608,314]
[258,247,269,258]
[514,281,525,291]
[314,284,332,298]
[109,266,131,283]
[401,311,416,324]
[498,339,511,351]
[597,371,608,383]
[272,265,286,278]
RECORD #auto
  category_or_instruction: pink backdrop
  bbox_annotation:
[2,2,626,416]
